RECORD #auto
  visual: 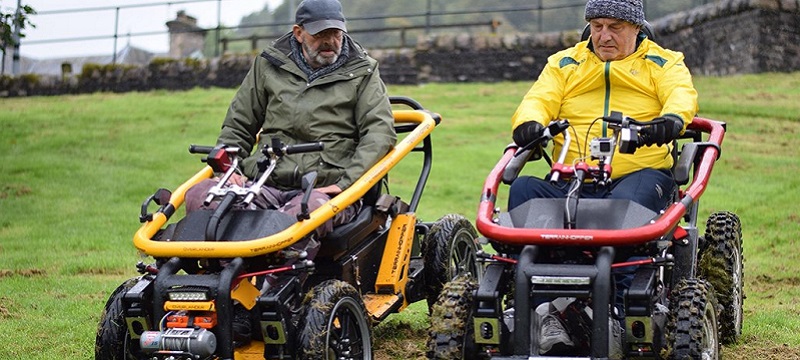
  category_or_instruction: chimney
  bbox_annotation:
[166,10,207,58]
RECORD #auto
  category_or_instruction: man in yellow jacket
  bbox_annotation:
[508,0,699,356]
[509,0,698,214]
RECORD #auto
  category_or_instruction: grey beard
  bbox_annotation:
[303,43,339,68]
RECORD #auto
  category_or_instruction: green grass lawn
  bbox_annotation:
[1,74,799,359]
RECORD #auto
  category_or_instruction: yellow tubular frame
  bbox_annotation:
[133,110,437,258]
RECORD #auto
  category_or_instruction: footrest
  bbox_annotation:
[234,340,264,359]
[363,293,403,322]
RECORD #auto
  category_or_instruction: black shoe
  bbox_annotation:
[232,305,252,348]
[562,300,592,355]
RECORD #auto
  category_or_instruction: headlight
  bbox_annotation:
[168,291,209,301]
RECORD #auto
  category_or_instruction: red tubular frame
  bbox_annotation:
[475,117,725,247]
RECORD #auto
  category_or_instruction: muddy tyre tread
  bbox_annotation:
[296,279,372,360]
[426,274,479,360]
[95,278,141,360]
[698,211,744,345]
[421,214,480,311]
[665,278,720,360]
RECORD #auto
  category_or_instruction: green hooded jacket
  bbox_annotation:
[217,32,397,190]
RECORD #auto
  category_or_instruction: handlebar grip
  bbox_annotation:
[284,142,324,155]
[515,119,569,157]
[544,120,570,138]
[189,145,215,154]
[602,111,625,125]
[602,111,663,127]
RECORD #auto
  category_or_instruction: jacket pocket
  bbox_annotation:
[314,152,344,187]
[318,140,354,185]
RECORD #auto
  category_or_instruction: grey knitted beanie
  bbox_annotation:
[584,0,645,26]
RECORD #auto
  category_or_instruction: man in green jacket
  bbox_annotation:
[185,0,396,346]
[186,0,396,239]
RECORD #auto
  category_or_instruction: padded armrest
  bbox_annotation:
[502,146,531,185]
[674,142,699,186]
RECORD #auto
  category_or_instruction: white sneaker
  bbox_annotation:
[503,307,515,333]
[539,312,574,354]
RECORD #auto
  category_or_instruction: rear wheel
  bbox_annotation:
[426,274,479,360]
[422,214,481,311]
[296,280,372,360]
[665,279,720,360]
[698,211,744,344]
[95,278,143,360]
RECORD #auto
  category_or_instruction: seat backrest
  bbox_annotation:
[580,20,655,42]
[362,176,387,207]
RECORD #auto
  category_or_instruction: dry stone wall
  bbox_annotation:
[653,0,800,75]
[374,0,800,83]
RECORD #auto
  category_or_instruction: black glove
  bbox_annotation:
[512,121,545,147]
[640,115,684,146]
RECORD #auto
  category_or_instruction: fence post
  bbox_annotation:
[215,0,221,57]
[537,0,543,33]
[425,0,432,34]
[112,7,120,64]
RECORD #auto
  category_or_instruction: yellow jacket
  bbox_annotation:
[512,37,698,178]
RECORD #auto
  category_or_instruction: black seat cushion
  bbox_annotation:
[163,209,296,241]
[318,206,387,258]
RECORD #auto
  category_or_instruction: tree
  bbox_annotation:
[1,2,36,75]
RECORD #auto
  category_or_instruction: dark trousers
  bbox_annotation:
[185,179,359,270]
[508,168,676,213]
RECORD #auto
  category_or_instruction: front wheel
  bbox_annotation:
[422,214,481,311]
[95,278,143,360]
[665,278,720,360]
[426,273,479,360]
[296,279,372,360]
[698,211,744,344]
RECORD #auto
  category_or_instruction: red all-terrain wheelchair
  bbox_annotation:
[427,112,743,360]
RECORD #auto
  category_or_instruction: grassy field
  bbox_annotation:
[1,73,799,359]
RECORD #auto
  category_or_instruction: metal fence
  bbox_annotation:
[9,0,714,74]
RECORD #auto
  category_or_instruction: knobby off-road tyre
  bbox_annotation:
[426,273,479,360]
[698,211,744,344]
[665,278,720,360]
[422,213,481,311]
[95,277,142,360]
[296,279,372,360]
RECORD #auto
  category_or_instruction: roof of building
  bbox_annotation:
[2,45,163,77]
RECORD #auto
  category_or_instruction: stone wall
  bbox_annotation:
[2,0,799,97]
[373,0,800,83]
[654,0,800,75]
[372,32,580,84]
